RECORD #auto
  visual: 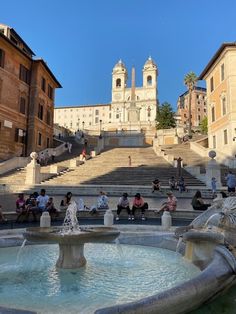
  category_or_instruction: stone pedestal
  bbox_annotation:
[206,152,222,188]
[56,244,86,268]
[90,150,96,158]
[25,152,41,184]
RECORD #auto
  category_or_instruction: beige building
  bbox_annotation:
[0,23,61,160]
[177,87,207,129]
[54,104,111,133]
[54,57,158,132]
[199,43,236,157]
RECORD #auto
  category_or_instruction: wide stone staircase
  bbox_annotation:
[0,137,86,191]
[44,146,205,187]
[160,143,209,168]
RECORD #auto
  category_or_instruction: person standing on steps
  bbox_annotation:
[128,155,132,167]
[68,142,72,153]
[176,157,183,179]
[225,171,236,194]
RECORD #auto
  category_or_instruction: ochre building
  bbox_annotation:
[199,43,236,157]
[0,24,61,160]
[177,86,207,129]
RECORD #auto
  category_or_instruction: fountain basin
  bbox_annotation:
[24,226,120,268]
[1,225,236,313]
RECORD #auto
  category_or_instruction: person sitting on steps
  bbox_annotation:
[191,190,211,211]
[45,197,59,219]
[16,193,28,223]
[152,178,161,193]
[90,191,109,215]
[131,193,148,221]
[169,176,177,190]
[177,176,187,193]
[116,193,131,221]
[156,192,177,213]
[60,192,73,211]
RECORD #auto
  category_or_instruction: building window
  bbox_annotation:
[198,108,200,112]
[46,110,51,125]
[184,114,187,118]
[41,77,46,92]
[19,64,30,84]
[147,106,151,117]
[48,84,54,99]
[38,104,44,120]
[116,114,119,119]
[198,115,201,121]
[95,117,99,124]
[224,129,228,145]
[213,135,216,149]
[0,49,5,68]
[109,113,112,119]
[221,63,225,81]
[20,97,26,114]
[211,106,215,122]
[147,75,152,86]
[222,97,226,116]
[38,133,42,146]
[116,78,121,87]
[210,77,214,92]
[95,109,99,115]
[46,137,50,148]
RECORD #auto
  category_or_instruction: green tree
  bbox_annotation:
[199,116,208,134]
[184,71,198,136]
[156,102,176,129]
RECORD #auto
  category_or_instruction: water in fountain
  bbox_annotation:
[61,201,80,234]
[176,236,183,253]
[0,243,200,314]
[16,239,27,263]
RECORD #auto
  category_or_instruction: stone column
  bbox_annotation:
[25,152,41,184]
[205,151,222,189]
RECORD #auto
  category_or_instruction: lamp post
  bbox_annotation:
[82,121,85,130]
[78,118,80,130]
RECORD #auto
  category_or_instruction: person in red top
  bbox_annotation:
[157,192,177,213]
[131,193,148,221]
[16,193,28,223]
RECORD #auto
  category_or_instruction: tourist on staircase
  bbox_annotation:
[90,191,109,215]
[131,193,148,221]
[191,191,211,211]
[225,171,236,194]
[152,178,161,193]
[60,192,73,210]
[36,189,49,212]
[116,193,131,221]
[157,192,177,213]
[45,197,59,219]
[169,176,177,190]
[15,193,28,223]
[177,176,186,193]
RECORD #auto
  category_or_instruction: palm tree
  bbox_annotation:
[184,72,197,137]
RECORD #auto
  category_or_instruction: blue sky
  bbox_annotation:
[1,0,236,109]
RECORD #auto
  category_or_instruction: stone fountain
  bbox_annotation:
[24,201,120,269]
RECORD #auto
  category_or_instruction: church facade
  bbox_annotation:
[54,57,158,132]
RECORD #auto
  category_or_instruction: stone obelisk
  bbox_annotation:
[128,67,139,122]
